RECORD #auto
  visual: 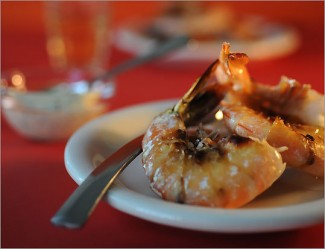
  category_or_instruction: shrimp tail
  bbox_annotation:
[174,60,229,126]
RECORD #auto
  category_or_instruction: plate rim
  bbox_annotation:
[107,181,324,233]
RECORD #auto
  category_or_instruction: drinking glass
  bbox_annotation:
[44,1,112,81]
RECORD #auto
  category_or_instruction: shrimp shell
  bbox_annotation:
[221,103,324,178]
[142,110,285,208]
[216,42,324,178]
[252,76,324,127]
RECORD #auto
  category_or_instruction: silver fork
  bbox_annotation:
[51,135,143,228]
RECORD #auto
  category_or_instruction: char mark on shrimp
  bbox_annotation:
[174,129,187,140]
[229,135,250,146]
[305,134,315,141]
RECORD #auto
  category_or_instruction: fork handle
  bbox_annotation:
[51,136,143,229]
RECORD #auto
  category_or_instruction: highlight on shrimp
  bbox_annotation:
[142,42,324,208]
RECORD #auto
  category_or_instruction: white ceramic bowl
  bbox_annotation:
[1,90,106,141]
[1,68,111,141]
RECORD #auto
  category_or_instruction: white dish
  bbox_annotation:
[65,99,324,233]
[114,22,300,62]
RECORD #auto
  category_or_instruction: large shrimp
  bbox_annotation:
[253,76,324,127]
[142,42,323,207]
[215,43,324,177]
[216,43,324,127]
[221,103,324,177]
[142,110,285,208]
[142,59,285,208]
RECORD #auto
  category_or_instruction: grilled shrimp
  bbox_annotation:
[221,103,324,178]
[142,54,285,208]
[142,41,323,208]
[254,76,324,127]
[215,43,324,177]
[216,43,324,127]
[142,108,285,208]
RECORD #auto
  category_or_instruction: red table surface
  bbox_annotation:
[1,2,324,248]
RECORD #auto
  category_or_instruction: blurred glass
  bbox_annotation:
[43,1,112,80]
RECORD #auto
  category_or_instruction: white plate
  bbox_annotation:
[65,99,324,233]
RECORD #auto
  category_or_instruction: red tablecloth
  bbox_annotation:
[1,2,324,248]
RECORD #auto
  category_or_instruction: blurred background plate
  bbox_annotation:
[113,2,300,62]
